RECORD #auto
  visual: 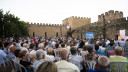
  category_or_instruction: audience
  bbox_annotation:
[13,49,21,62]
[0,41,6,58]
[45,47,55,61]
[55,48,80,72]
[69,46,83,71]
[94,44,105,56]
[19,50,34,71]
[89,56,109,72]
[109,47,128,72]
[7,46,16,60]
[37,61,57,72]
[33,50,45,68]
[1,37,128,72]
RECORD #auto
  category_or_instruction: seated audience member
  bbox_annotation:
[3,42,10,54]
[94,44,105,56]
[81,45,88,59]
[13,49,21,62]
[21,43,28,52]
[29,43,36,56]
[55,48,80,72]
[33,50,45,68]
[85,44,97,61]
[45,47,55,61]
[99,42,106,52]
[109,45,125,57]
[19,50,34,71]
[7,46,16,60]
[37,61,57,72]
[66,42,71,51]
[109,47,128,72]
[88,56,109,72]
[0,41,6,58]
[69,46,83,71]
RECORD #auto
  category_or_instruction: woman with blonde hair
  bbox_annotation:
[37,61,57,72]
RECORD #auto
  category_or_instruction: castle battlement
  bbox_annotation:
[27,22,64,27]
[98,10,123,22]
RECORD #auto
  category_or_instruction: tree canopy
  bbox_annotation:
[0,9,28,37]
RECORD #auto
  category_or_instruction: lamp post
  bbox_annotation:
[66,25,71,37]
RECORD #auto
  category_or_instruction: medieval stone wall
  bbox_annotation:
[74,17,128,39]
[27,23,68,38]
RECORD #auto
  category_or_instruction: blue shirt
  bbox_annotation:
[3,48,8,54]
[0,49,7,58]
[7,52,15,60]
[95,50,105,56]
[88,69,107,72]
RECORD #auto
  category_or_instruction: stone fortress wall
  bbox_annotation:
[74,10,128,39]
[27,16,91,38]
[27,10,128,39]
[27,23,68,38]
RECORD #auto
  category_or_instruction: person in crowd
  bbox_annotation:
[81,45,88,60]
[124,39,128,58]
[45,47,55,61]
[109,44,125,57]
[88,56,109,72]
[94,44,105,56]
[3,42,10,54]
[29,43,36,56]
[44,42,49,51]
[33,50,45,69]
[7,46,16,60]
[69,46,83,71]
[0,41,7,58]
[98,42,106,52]
[66,42,71,51]
[109,47,128,72]
[13,49,21,62]
[85,44,97,61]
[79,39,85,48]
[37,61,57,72]
[55,48,80,72]
[19,50,34,72]
[119,39,125,48]
[21,43,29,52]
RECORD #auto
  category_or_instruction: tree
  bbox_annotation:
[0,9,28,37]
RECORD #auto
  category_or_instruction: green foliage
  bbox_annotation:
[0,9,28,37]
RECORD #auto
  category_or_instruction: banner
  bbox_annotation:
[85,32,94,39]
[120,30,125,36]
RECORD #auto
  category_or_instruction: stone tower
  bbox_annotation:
[62,16,91,30]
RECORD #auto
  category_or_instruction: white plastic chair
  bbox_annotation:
[12,59,27,72]
[85,60,96,70]
[68,59,81,70]
[54,49,59,58]
[0,57,5,67]
[110,62,128,72]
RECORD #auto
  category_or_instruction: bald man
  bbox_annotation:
[55,48,80,72]
[7,46,16,60]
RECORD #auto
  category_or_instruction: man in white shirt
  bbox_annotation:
[55,48,80,72]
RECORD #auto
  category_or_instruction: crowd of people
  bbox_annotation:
[0,36,128,72]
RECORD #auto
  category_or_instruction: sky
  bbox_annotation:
[0,0,128,24]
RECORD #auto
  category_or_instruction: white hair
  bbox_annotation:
[98,56,109,68]
[38,43,44,49]
[36,50,45,59]
[60,48,69,59]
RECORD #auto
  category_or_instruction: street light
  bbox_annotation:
[1,17,10,37]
